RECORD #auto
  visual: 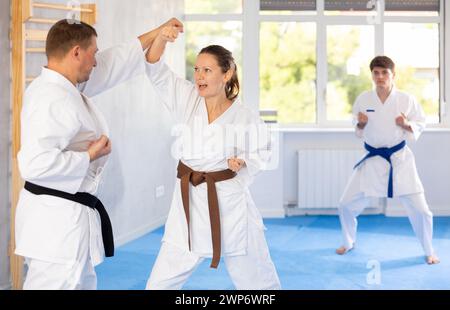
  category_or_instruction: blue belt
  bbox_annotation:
[354,140,406,198]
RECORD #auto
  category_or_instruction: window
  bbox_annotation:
[260,22,316,123]
[326,25,374,121]
[185,0,445,126]
[384,23,440,123]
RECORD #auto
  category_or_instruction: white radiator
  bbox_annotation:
[297,148,364,209]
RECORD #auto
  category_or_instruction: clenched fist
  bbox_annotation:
[88,135,111,162]
[160,18,184,33]
[158,25,182,43]
[357,112,368,129]
[395,112,410,129]
[228,158,245,173]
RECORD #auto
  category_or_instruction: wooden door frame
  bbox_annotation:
[10,0,25,290]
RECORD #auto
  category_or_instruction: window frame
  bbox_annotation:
[184,0,447,128]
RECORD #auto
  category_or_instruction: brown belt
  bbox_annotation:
[177,160,236,268]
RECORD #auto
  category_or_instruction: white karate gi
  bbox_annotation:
[339,88,435,256]
[144,59,280,290]
[15,39,145,290]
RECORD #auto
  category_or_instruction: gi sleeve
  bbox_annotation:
[145,58,196,121]
[79,38,145,97]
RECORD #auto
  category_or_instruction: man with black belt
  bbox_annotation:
[336,56,439,265]
[15,17,183,290]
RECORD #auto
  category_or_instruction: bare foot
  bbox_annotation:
[336,246,351,255]
[426,255,440,265]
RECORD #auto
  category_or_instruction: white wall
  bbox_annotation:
[0,0,11,290]
[280,129,450,216]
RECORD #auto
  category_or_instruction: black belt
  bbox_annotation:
[24,182,114,257]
